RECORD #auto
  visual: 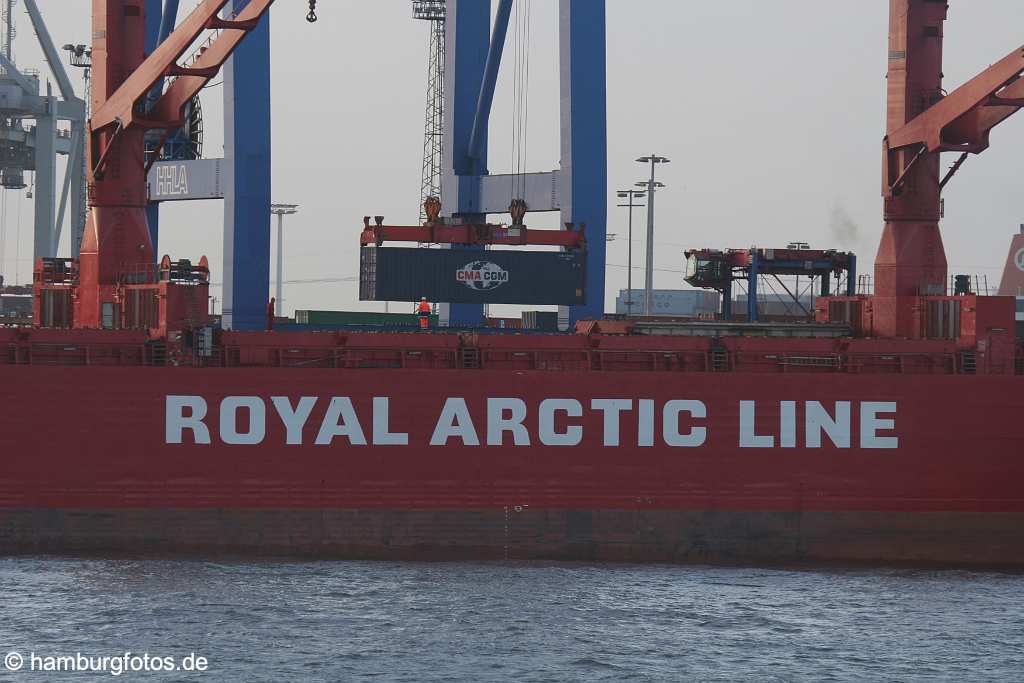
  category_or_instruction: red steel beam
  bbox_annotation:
[91,0,232,131]
[979,77,1024,133]
[92,0,274,131]
[149,0,275,126]
[887,44,1024,155]
[360,219,586,249]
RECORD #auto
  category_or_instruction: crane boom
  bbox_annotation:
[885,44,1024,159]
[74,0,279,330]
[23,0,77,102]
[92,0,234,131]
[150,1,275,126]
[874,0,1024,338]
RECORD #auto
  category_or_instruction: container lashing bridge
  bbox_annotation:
[684,248,856,323]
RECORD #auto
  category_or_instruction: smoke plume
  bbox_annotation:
[829,203,860,247]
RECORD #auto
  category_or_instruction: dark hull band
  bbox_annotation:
[3,508,1022,568]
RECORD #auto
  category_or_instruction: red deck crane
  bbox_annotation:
[876,0,1024,336]
[35,0,287,332]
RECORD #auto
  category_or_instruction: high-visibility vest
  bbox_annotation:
[418,301,431,314]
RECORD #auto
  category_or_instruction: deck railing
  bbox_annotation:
[0,336,1014,377]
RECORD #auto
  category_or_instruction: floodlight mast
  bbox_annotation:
[635,155,669,316]
[616,189,645,316]
[270,203,299,317]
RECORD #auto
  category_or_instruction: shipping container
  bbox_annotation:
[615,289,720,316]
[735,294,815,318]
[522,310,559,331]
[360,247,586,305]
[485,317,523,330]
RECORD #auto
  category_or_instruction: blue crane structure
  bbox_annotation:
[441,0,607,326]
[144,0,271,331]
[143,0,606,329]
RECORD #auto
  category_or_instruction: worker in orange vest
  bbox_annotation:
[417,297,432,330]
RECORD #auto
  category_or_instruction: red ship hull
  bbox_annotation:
[21,0,1023,569]
[3,362,1022,566]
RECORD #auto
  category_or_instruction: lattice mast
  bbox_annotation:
[3,0,13,63]
[412,0,445,221]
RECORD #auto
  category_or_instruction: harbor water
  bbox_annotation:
[1,558,1022,681]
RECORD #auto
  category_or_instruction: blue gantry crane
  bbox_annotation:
[142,0,607,330]
[439,0,607,327]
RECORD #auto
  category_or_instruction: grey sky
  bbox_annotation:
[6,1,1022,314]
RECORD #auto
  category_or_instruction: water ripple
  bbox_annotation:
[0,559,1022,681]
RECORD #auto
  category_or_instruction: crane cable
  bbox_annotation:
[13,189,20,284]
[0,189,6,283]
[509,0,531,204]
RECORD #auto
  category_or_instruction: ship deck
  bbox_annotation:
[1,325,1020,376]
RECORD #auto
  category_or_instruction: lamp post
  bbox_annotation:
[270,203,299,317]
[636,155,670,316]
[616,189,646,316]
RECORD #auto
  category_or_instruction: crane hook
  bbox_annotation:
[306,0,317,23]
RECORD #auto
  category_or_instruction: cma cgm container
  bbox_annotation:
[360,246,586,305]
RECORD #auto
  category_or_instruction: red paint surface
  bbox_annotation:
[878,1,1024,335]
[1,366,1020,514]
[998,232,1024,297]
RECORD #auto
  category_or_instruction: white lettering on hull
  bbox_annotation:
[487,398,531,446]
[315,398,367,446]
[806,401,851,448]
[740,401,775,448]
[538,399,583,447]
[166,396,210,444]
[164,397,899,449]
[271,396,317,445]
[220,396,265,445]
[861,402,899,449]
[430,398,479,446]
[663,400,707,448]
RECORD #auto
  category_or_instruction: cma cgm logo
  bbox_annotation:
[457,261,508,291]
[1015,247,1024,272]
[155,164,189,197]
